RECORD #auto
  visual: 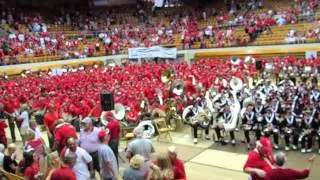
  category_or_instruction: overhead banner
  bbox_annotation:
[128,46,177,59]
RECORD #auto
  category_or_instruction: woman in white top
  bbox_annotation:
[17,104,30,144]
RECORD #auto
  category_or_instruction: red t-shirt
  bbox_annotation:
[50,165,76,180]
[265,168,309,180]
[106,119,121,140]
[24,162,40,180]
[43,111,59,132]
[243,150,273,180]
[172,158,186,180]
[55,123,77,151]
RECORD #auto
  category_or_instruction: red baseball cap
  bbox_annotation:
[98,129,110,140]
[259,137,272,152]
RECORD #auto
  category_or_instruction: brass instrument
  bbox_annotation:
[171,79,185,96]
[163,99,181,130]
[151,108,166,119]
[161,68,173,84]
[230,77,243,92]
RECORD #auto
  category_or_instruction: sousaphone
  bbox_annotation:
[172,79,185,96]
[161,68,173,83]
[230,77,243,92]
[151,108,166,119]
[113,103,125,120]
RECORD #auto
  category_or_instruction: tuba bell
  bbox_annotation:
[113,103,126,120]
[161,68,173,83]
[172,79,185,96]
[230,77,243,92]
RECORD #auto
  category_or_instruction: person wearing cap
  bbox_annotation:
[50,152,77,180]
[97,129,118,180]
[105,111,121,165]
[265,152,315,180]
[61,137,94,180]
[44,105,60,148]
[79,117,101,173]
[52,120,77,153]
[167,146,186,180]
[3,97,18,143]
[243,137,275,180]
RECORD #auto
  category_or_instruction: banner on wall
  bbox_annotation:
[128,46,177,59]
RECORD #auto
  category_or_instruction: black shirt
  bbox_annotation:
[3,155,17,173]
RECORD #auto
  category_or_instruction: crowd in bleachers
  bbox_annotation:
[0,0,319,65]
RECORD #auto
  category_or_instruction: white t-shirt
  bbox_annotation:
[19,111,29,129]
[65,147,92,180]
[0,152,4,167]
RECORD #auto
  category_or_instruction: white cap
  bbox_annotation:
[168,146,176,153]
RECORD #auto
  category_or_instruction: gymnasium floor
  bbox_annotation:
[5,122,320,180]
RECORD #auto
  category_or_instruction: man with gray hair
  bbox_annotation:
[126,126,155,169]
[265,152,315,180]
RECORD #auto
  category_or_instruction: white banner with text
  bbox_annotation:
[128,46,177,59]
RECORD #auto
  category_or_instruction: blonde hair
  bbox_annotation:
[46,152,61,170]
[150,154,174,180]
[130,154,144,169]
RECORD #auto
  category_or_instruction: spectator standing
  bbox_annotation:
[53,120,77,153]
[123,154,146,180]
[0,144,4,168]
[126,126,155,170]
[50,152,77,180]
[168,146,186,180]
[97,129,119,180]
[0,103,8,146]
[265,152,315,180]
[105,112,121,165]
[17,104,30,144]
[79,117,101,173]
[61,137,94,180]
[43,105,59,148]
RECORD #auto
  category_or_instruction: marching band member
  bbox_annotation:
[280,110,298,151]
[300,109,316,153]
[254,98,265,141]
[263,109,280,150]
[215,105,236,145]
[242,104,257,149]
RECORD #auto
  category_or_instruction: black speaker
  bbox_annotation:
[255,61,262,70]
[100,91,114,111]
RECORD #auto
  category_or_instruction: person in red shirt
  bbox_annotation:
[50,152,77,180]
[0,116,7,146]
[265,152,315,180]
[3,98,18,142]
[53,120,77,153]
[43,105,60,148]
[23,150,40,180]
[105,111,121,165]
[168,146,186,180]
[243,137,275,180]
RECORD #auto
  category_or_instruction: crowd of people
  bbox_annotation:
[0,54,320,179]
[0,0,319,65]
